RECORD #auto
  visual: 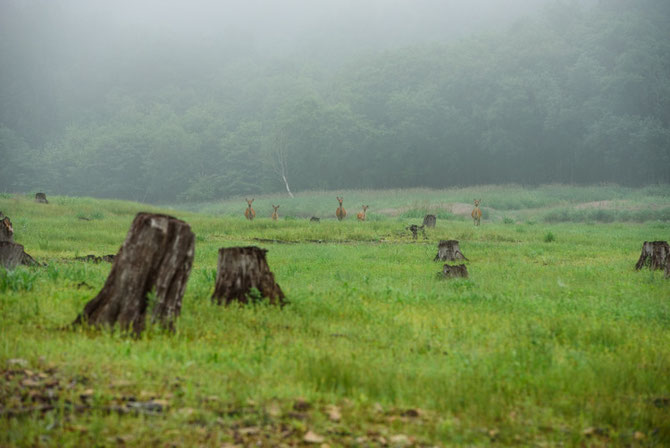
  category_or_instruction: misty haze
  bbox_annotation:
[1,2,669,447]
[2,0,668,201]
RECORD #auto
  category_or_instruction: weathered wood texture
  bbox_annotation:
[423,214,436,228]
[211,246,286,306]
[74,213,195,336]
[1,216,14,242]
[434,240,468,261]
[635,241,669,274]
[0,242,25,269]
[35,193,48,204]
[442,264,469,278]
[0,215,39,268]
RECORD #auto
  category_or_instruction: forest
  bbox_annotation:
[1,0,669,202]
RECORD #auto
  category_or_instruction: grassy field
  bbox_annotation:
[1,185,669,447]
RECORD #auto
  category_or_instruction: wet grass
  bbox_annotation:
[0,188,669,447]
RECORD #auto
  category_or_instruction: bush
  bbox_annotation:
[544,232,556,243]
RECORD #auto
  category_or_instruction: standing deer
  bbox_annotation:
[244,198,256,221]
[471,199,482,226]
[271,205,280,221]
[357,205,369,221]
[335,196,347,221]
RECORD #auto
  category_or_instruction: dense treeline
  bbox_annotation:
[1,1,669,202]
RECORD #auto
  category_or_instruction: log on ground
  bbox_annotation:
[74,213,195,336]
[211,246,286,306]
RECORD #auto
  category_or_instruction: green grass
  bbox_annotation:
[1,187,669,447]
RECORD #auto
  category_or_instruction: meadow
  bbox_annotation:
[0,185,669,447]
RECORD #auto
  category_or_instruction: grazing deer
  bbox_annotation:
[244,198,256,221]
[271,204,280,221]
[357,205,369,221]
[471,199,482,226]
[335,196,347,221]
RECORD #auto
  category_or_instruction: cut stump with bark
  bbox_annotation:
[35,193,48,204]
[0,215,40,268]
[74,213,195,336]
[211,246,286,307]
[423,214,436,228]
[635,241,669,274]
[434,240,468,262]
[441,264,469,278]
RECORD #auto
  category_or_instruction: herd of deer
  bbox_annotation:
[244,197,485,225]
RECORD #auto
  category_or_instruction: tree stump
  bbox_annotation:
[0,215,40,268]
[635,241,669,273]
[74,213,195,336]
[1,216,14,242]
[211,246,286,306]
[441,264,469,278]
[0,242,25,269]
[434,240,468,261]
[310,217,320,223]
[35,193,48,204]
[423,214,436,228]
[406,224,426,240]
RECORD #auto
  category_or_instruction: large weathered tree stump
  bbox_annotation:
[0,215,39,268]
[74,213,195,336]
[211,246,286,306]
[35,193,48,204]
[434,240,468,261]
[441,264,469,278]
[1,216,14,242]
[635,241,669,273]
[423,214,436,228]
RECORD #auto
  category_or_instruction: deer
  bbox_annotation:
[335,196,347,221]
[271,204,280,221]
[471,199,482,226]
[244,198,256,221]
[357,205,369,221]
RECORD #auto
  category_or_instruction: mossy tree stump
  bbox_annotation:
[74,213,195,336]
[0,215,39,268]
[35,193,48,204]
[441,264,469,278]
[434,240,468,262]
[211,246,286,306]
[423,214,436,228]
[635,241,669,275]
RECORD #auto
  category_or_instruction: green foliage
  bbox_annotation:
[1,190,670,445]
[1,3,669,199]
[544,231,556,243]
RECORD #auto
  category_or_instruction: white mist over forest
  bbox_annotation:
[1,0,668,202]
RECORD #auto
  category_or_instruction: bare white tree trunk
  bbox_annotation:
[274,133,294,198]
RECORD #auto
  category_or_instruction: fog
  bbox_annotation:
[1,0,668,201]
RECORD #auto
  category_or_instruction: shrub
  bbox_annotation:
[544,232,556,243]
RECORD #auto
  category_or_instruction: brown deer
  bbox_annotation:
[357,205,369,221]
[271,204,280,221]
[335,196,347,221]
[471,199,482,226]
[244,198,256,221]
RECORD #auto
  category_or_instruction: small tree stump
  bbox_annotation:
[442,264,469,278]
[74,213,195,336]
[211,246,286,306]
[635,241,669,273]
[434,240,468,261]
[1,216,14,242]
[0,242,25,269]
[310,217,320,223]
[406,224,426,240]
[35,193,48,204]
[423,214,436,228]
